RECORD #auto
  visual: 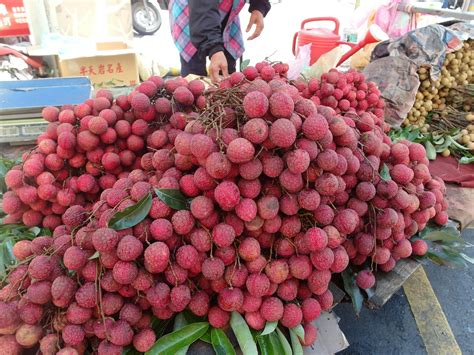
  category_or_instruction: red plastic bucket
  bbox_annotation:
[292,17,352,65]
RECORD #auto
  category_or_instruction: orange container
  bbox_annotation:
[292,17,353,65]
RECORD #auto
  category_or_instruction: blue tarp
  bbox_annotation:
[0,77,92,112]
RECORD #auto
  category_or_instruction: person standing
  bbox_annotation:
[169,0,271,82]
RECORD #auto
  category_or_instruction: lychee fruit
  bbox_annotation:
[242,118,269,144]
[92,228,119,252]
[260,297,284,322]
[133,328,156,352]
[202,257,225,281]
[280,303,303,328]
[238,237,260,261]
[270,119,297,148]
[217,287,244,312]
[208,306,230,328]
[411,239,428,256]
[356,269,376,289]
[214,181,240,211]
[246,273,270,297]
[227,138,255,163]
[243,91,269,118]
[144,242,170,274]
[176,245,199,270]
[303,114,329,140]
[117,235,143,261]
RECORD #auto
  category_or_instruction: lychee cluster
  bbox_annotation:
[300,69,385,119]
[0,62,447,353]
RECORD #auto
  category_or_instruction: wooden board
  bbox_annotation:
[367,258,421,309]
[329,282,346,307]
[445,184,474,229]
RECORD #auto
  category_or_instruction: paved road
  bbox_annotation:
[335,228,474,354]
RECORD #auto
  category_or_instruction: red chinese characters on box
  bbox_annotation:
[59,50,139,88]
[79,63,124,76]
[0,0,30,37]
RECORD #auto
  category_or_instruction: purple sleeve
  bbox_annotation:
[249,0,271,17]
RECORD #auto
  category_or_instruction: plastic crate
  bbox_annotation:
[0,120,48,144]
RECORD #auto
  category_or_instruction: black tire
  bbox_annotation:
[132,1,162,35]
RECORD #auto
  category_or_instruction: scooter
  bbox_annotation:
[132,0,168,35]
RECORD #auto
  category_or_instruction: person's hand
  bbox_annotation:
[209,51,229,83]
[246,10,264,40]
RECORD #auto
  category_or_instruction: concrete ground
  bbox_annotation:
[334,228,474,354]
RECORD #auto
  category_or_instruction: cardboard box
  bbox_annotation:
[59,42,138,88]
[45,0,133,41]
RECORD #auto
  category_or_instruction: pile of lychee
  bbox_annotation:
[0,62,448,354]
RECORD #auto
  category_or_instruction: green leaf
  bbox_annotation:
[250,329,261,342]
[145,322,209,355]
[41,227,52,236]
[154,188,189,210]
[108,193,152,230]
[419,224,460,242]
[424,141,437,160]
[211,328,236,355]
[379,163,391,181]
[365,286,376,299]
[240,59,250,71]
[426,248,467,267]
[291,324,305,341]
[174,313,188,330]
[89,251,100,260]
[276,328,293,355]
[230,311,258,355]
[416,221,469,267]
[200,329,211,343]
[460,253,474,264]
[341,268,364,316]
[122,346,142,355]
[151,317,174,339]
[435,140,452,153]
[406,128,421,142]
[268,332,285,354]
[29,226,41,236]
[260,321,278,336]
[0,244,6,278]
[173,313,189,355]
[447,136,469,151]
[0,160,7,175]
[3,239,15,267]
[422,229,460,242]
[257,335,272,355]
[459,156,474,164]
[183,310,205,324]
[289,329,303,355]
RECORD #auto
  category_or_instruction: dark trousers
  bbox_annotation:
[180,49,237,77]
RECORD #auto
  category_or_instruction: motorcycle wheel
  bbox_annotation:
[132,1,162,35]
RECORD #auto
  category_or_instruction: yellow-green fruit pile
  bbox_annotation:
[458,113,474,150]
[404,40,474,130]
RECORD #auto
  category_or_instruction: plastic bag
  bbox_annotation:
[373,0,416,39]
[287,43,311,81]
[350,43,377,70]
[302,46,344,79]
[363,56,419,127]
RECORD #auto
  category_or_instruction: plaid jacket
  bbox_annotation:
[169,0,246,62]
